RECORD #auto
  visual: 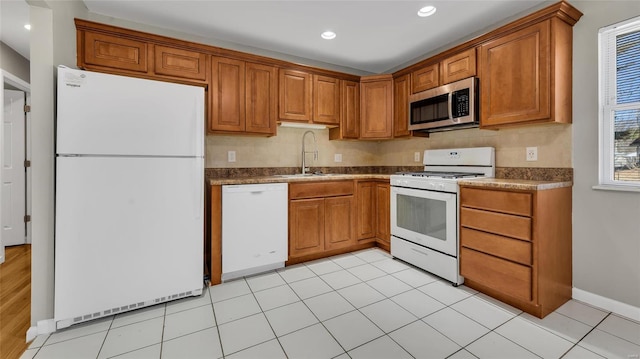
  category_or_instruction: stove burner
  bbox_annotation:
[396,171,484,179]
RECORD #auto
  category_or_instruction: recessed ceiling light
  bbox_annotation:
[321,31,336,40]
[24,24,31,30]
[417,6,437,17]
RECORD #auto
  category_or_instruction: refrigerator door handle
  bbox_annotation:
[196,159,203,220]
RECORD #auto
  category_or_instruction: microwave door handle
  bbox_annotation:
[448,92,454,121]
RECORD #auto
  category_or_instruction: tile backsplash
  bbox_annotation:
[205,123,572,169]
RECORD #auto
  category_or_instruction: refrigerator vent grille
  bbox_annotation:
[70,290,196,325]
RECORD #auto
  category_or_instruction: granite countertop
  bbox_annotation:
[209,173,391,186]
[458,177,572,191]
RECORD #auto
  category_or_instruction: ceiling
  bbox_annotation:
[1,0,31,60]
[2,0,549,74]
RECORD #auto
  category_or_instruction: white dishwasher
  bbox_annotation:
[222,183,288,281]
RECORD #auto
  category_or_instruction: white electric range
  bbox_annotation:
[390,147,495,285]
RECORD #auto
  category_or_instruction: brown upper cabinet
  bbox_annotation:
[80,30,210,82]
[411,49,476,94]
[77,2,582,136]
[329,80,360,140]
[479,19,571,128]
[313,75,341,125]
[411,63,439,93]
[440,48,477,85]
[279,69,313,123]
[210,57,278,135]
[360,75,393,139]
[278,70,343,126]
[393,74,411,138]
[82,32,149,73]
[398,2,581,129]
[154,45,208,81]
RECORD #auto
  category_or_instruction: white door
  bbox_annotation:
[2,89,26,246]
[56,67,204,157]
[55,156,204,326]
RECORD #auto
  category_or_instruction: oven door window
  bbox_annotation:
[391,187,457,256]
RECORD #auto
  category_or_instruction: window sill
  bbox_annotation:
[592,185,640,193]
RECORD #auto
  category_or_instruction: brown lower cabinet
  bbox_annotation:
[288,181,358,263]
[356,180,391,251]
[459,185,572,318]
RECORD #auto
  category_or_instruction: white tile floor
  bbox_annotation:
[22,248,640,359]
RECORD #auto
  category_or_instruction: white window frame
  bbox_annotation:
[596,16,640,192]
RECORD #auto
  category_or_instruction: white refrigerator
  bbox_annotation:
[54,66,205,329]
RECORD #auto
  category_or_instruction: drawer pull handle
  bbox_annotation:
[411,248,429,256]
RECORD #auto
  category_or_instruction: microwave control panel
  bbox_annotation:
[451,88,470,118]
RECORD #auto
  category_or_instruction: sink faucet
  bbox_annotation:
[301,130,318,175]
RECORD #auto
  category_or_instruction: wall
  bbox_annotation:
[572,0,640,312]
[206,124,571,169]
[206,127,383,168]
[0,42,30,83]
[378,124,572,167]
[27,0,89,327]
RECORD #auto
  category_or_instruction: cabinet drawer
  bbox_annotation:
[461,187,532,216]
[461,228,531,265]
[83,32,148,72]
[461,207,531,241]
[411,63,439,93]
[154,45,207,80]
[289,181,354,199]
[461,247,532,302]
[440,48,477,85]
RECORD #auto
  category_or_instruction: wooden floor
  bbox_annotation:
[0,245,31,359]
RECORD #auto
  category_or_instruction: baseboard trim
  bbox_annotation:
[26,326,38,342]
[573,287,640,322]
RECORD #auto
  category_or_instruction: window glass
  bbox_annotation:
[599,18,640,188]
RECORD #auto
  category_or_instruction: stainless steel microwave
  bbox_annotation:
[408,77,478,132]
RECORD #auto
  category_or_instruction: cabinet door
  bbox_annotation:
[341,80,360,138]
[245,62,278,135]
[393,74,411,137]
[324,196,355,251]
[279,69,313,122]
[479,21,550,127]
[313,75,341,125]
[440,48,477,85]
[356,182,376,240]
[83,32,148,73]
[154,45,207,81]
[289,199,325,257]
[375,183,390,244]
[360,77,393,139]
[329,80,359,140]
[210,57,245,132]
[411,63,439,93]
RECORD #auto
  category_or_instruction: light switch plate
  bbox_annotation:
[334,153,343,163]
[227,150,236,163]
[414,152,421,162]
[526,147,538,161]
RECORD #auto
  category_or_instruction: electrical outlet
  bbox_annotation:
[227,150,236,163]
[414,152,421,162]
[334,153,343,163]
[526,147,538,161]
